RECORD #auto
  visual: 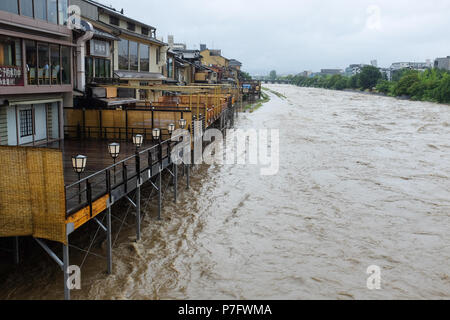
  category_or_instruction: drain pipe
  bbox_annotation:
[76,20,94,93]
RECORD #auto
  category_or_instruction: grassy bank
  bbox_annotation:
[243,91,270,113]
[289,66,450,104]
[262,87,287,99]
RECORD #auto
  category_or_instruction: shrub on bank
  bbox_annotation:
[292,67,450,104]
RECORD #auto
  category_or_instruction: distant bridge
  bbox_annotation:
[261,80,293,84]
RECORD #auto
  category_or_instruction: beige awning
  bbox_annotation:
[7,98,63,106]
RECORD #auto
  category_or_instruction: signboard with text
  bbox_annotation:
[0,66,24,86]
[89,39,110,58]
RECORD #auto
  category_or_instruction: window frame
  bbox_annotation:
[19,109,33,138]
[127,22,136,32]
[109,15,119,26]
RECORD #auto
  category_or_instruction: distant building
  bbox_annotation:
[299,71,313,77]
[370,60,378,67]
[320,69,343,76]
[390,62,429,70]
[229,59,242,71]
[345,64,369,77]
[434,56,450,71]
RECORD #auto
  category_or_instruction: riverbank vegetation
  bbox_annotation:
[243,91,270,113]
[285,66,450,104]
[262,87,287,99]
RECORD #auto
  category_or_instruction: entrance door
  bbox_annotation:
[17,104,47,145]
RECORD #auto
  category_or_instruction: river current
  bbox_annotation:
[1,84,449,299]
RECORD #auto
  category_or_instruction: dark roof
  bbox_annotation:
[229,59,242,67]
[96,97,139,106]
[82,0,156,30]
[94,21,167,46]
[115,70,167,80]
[93,27,119,41]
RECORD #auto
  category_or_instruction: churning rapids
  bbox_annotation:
[1,84,449,299]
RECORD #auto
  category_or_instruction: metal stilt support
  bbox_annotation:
[136,185,141,241]
[173,163,178,203]
[157,169,162,220]
[106,206,112,274]
[63,237,70,301]
[186,163,190,190]
[13,236,19,265]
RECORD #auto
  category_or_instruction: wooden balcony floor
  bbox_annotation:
[40,139,158,186]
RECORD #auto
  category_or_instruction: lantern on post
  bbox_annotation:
[133,134,144,150]
[178,118,187,129]
[108,142,120,184]
[168,123,175,135]
[152,128,161,141]
[72,155,87,203]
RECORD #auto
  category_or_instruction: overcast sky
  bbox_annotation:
[99,0,450,75]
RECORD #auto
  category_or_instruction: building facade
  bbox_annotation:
[434,56,450,71]
[71,0,168,102]
[0,0,73,146]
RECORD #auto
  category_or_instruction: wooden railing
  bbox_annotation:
[64,135,182,217]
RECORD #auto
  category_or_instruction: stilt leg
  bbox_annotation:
[106,207,112,274]
[186,163,190,190]
[157,170,162,220]
[63,238,70,301]
[174,163,178,203]
[136,186,141,241]
[13,237,19,265]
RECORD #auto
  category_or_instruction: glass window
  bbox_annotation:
[20,0,34,17]
[61,46,70,84]
[127,22,135,32]
[129,41,138,71]
[0,0,19,14]
[25,40,36,85]
[141,28,149,36]
[109,15,119,26]
[95,58,105,78]
[34,0,47,21]
[167,57,173,78]
[139,44,149,72]
[47,0,58,24]
[85,56,93,80]
[156,47,160,65]
[105,59,111,78]
[20,109,33,137]
[118,39,128,70]
[50,45,60,84]
[0,36,19,66]
[38,43,50,85]
[0,36,23,86]
[58,0,68,25]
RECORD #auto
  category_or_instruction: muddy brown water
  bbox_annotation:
[1,84,449,300]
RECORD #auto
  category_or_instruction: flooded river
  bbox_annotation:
[1,85,449,299]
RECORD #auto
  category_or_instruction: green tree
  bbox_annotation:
[358,66,382,90]
[347,74,359,89]
[376,80,392,94]
[269,70,277,80]
[240,71,252,81]
[392,71,420,96]
[435,73,450,103]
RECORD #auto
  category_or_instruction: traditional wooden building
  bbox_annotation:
[0,0,73,146]
[70,0,168,103]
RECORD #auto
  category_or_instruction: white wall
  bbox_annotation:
[7,104,48,145]
[6,106,17,146]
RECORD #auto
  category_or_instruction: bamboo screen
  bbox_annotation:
[0,146,67,244]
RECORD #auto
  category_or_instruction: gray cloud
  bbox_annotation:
[100,0,450,75]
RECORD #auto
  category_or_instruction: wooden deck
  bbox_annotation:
[40,139,158,186]
[38,138,173,217]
